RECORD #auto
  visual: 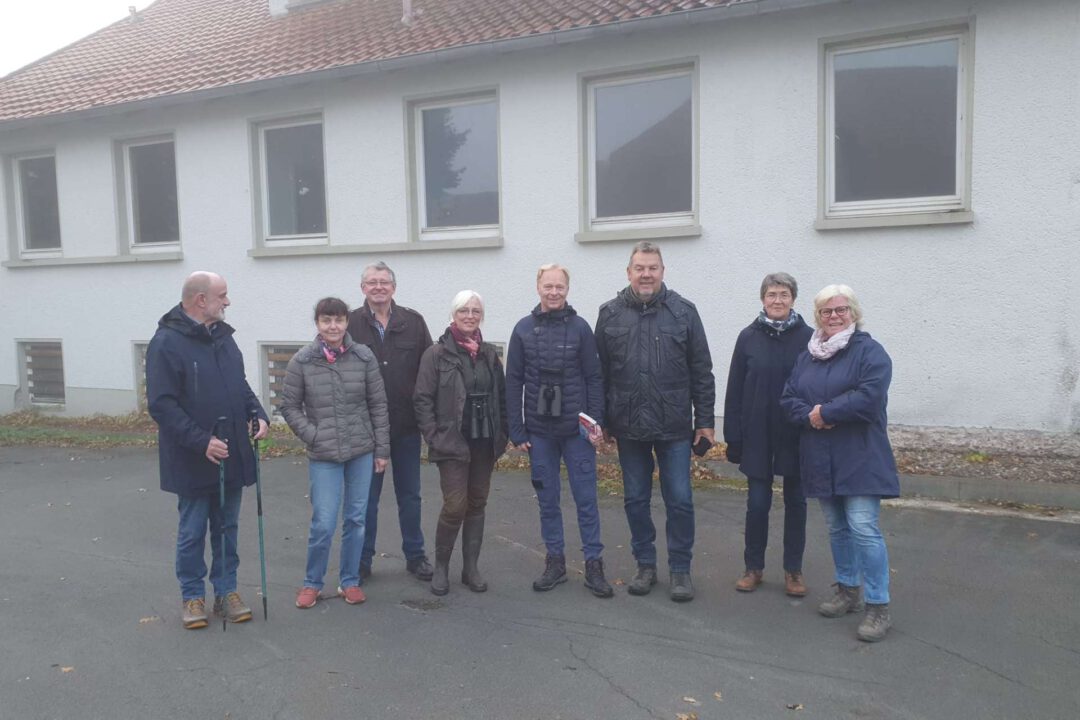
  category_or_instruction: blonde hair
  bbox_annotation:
[812,284,863,330]
[536,264,570,285]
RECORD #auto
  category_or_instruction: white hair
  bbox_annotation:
[449,289,484,323]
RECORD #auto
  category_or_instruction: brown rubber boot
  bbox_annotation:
[430,520,459,597]
[460,514,488,592]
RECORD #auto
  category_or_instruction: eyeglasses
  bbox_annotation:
[363,279,394,288]
[818,306,851,318]
[455,308,483,316]
[764,291,792,301]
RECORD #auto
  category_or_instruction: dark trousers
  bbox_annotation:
[744,474,806,572]
[436,440,496,532]
[361,431,425,570]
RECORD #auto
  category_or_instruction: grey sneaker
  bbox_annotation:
[533,554,567,592]
[584,558,614,599]
[857,603,892,642]
[213,591,253,623]
[182,598,208,630]
[818,583,865,618]
[627,565,658,596]
[670,572,695,602]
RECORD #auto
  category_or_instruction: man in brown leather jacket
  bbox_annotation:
[347,262,434,581]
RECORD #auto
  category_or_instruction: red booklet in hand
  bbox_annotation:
[578,412,602,443]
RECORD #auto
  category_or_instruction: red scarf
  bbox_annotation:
[448,324,482,361]
[318,337,349,364]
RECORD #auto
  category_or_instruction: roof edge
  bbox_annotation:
[0,0,845,132]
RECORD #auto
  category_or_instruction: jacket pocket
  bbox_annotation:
[659,326,688,375]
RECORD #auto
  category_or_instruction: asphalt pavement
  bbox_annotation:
[1,446,1078,720]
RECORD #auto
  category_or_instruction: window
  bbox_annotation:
[257,118,327,241]
[133,342,149,412]
[123,139,179,246]
[584,66,695,234]
[261,343,303,419]
[14,154,61,252]
[20,341,65,405]
[821,26,972,226]
[410,93,500,242]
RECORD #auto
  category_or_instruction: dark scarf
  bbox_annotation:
[318,336,349,364]
[448,324,483,361]
[755,309,802,335]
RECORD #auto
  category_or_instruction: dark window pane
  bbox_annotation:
[594,74,692,218]
[265,124,326,236]
[422,101,498,228]
[834,39,959,202]
[19,156,61,249]
[130,142,179,244]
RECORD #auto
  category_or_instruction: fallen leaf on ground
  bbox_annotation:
[613,579,625,586]
[139,616,161,624]
[785,703,804,711]
[60,667,74,673]
[714,691,723,701]
[676,713,698,720]
[682,697,699,705]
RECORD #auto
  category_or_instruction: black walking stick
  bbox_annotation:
[214,416,228,632]
[250,409,269,621]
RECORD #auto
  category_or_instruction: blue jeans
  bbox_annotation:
[176,486,242,601]
[304,454,373,591]
[818,495,890,604]
[616,438,694,573]
[361,432,425,573]
[530,434,603,560]
[744,475,806,572]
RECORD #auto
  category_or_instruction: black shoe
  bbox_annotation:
[584,558,614,599]
[627,565,658,596]
[407,555,434,581]
[670,572,695,602]
[533,554,567,592]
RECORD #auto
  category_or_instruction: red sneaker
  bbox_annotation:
[295,587,319,609]
[337,585,366,605]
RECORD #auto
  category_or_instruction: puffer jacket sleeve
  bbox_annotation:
[819,341,892,426]
[687,306,716,429]
[365,355,391,459]
[504,322,527,445]
[146,337,212,453]
[780,354,814,427]
[413,346,438,446]
[579,320,605,426]
[280,357,317,447]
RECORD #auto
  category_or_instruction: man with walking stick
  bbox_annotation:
[147,271,270,630]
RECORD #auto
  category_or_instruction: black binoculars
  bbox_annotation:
[538,367,563,418]
[466,392,493,440]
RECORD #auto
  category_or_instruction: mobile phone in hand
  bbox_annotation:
[692,437,712,457]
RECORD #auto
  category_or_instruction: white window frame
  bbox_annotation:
[17,339,66,407]
[12,152,62,257]
[582,65,698,235]
[409,93,501,243]
[120,136,180,252]
[819,24,974,229]
[255,115,328,246]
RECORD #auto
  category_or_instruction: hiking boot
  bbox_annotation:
[670,572,695,602]
[182,598,208,630]
[295,587,319,609]
[213,591,252,623]
[584,558,614,599]
[627,565,658,596]
[407,555,434,581]
[735,569,763,592]
[533,554,568,592]
[857,603,892,642]
[337,585,366,605]
[784,571,808,597]
[818,583,864,618]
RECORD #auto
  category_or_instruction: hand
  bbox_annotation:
[809,404,834,430]
[694,428,715,446]
[515,441,531,451]
[374,457,388,473]
[251,418,269,440]
[205,436,229,465]
[587,426,603,449]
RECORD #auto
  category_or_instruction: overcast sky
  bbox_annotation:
[0,1,153,78]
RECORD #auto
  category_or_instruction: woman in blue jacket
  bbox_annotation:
[724,272,813,597]
[781,284,899,643]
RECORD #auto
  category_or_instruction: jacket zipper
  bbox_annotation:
[655,335,661,366]
[193,361,199,394]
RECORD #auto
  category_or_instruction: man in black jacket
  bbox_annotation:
[595,242,715,602]
[348,262,434,581]
[146,271,269,629]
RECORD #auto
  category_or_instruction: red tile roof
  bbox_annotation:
[0,0,764,124]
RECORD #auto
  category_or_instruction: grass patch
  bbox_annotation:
[964,451,992,464]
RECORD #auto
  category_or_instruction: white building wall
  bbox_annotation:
[0,0,1077,430]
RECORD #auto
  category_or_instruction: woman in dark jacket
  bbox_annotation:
[506,264,612,598]
[781,284,899,643]
[724,272,813,597]
[414,290,508,596]
[281,297,390,609]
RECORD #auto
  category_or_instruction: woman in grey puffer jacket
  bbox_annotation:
[281,297,390,609]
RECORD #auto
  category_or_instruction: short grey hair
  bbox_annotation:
[361,261,396,286]
[628,241,663,268]
[449,289,484,323]
[813,284,864,330]
[760,272,798,301]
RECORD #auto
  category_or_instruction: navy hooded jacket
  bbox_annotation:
[146,304,268,497]
[505,304,604,443]
[780,331,899,499]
